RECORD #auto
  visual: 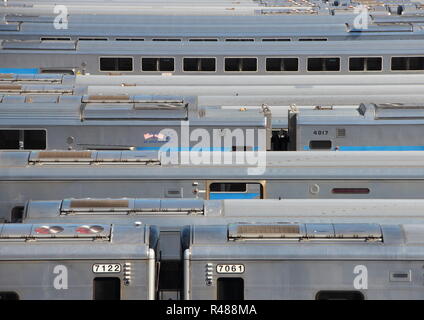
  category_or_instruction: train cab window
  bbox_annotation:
[217,278,244,300]
[308,57,340,71]
[0,292,19,300]
[142,58,175,72]
[309,140,332,150]
[183,58,216,72]
[391,57,424,71]
[316,291,364,300]
[100,57,133,71]
[209,182,263,199]
[349,57,382,71]
[93,278,121,300]
[225,58,257,72]
[0,130,19,149]
[266,58,298,72]
[11,206,24,223]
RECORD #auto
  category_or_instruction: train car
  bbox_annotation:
[0,223,158,300]
[0,94,270,151]
[21,197,424,299]
[1,150,424,223]
[288,103,424,151]
[2,40,424,76]
[182,222,424,300]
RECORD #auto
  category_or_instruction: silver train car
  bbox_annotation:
[182,222,424,300]
[20,198,424,299]
[0,223,158,300]
[2,40,424,76]
[2,150,424,223]
[0,94,269,151]
[287,103,424,151]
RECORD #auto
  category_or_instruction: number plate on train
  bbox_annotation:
[92,264,122,273]
[216,264,245,274]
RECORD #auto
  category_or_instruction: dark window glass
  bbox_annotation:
[308,58,340,71]
[189,39,218,42]
[0,130,19,149]
[266,58,298,71]
[183,58,216,72]
[349,57,382,71]
[316,291,364,300]
[392,57,424,71]
[210,183,247,192]
[100,57,133,71]
[217,278,244,300]
[11,206,24,223]
[262,38,290,42]
[0,292,19,300]
[142,58,174,72]
[309,140,332,150]
[93,278,121,300]
[225,39,254,42]
[299,38,327,41]
[24,130,46,149]
[225,58,257,72]
[152,39,181,42]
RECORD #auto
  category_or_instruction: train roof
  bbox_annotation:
[23,198,424,226]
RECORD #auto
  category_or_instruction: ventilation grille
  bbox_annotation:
[70,199,129,208]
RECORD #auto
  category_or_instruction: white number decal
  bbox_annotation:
[92,264,122,274]
[216,264,245,274]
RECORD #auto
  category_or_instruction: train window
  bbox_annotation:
[11,206,24,223]
[217,278,244,300]
[142,58,175,72]
[225,58,257,72]
[349,57,382,71]
[0,130,20,149]
[209,182,263,199]
[391,57,424,71]
[316,291,364,300]
[24,130,46,149]
[41,69,75,75]
[332,188,370,194]
[93,278,121,300]
[189,39,218,42]
[225,38,254,42]
[210,183,247,192]
[308,58,340,71]
[183,58,216,72]
[100,57,133,71]
[41,37,71,41]
[262,38,291,41]
[116,38,144,41]
[79,38,107,41]
[299,38,327,41]
[266,58,298,72]
[152,38,181,42]
[0,292,19,300]
[309,140,332,150]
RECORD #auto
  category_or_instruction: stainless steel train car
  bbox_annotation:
[0,94,269,151]
[2,40,424,76]
[3,10,424,42]
[0,223,158,300]
[182,222,424,300]
[287,103,424,151]
[2,150,424,223]
[20,198,424,299]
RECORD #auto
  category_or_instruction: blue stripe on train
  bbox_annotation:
[136,147,259,151]
[0,68,39,74]
[304,146,424,151]
[209,193,260,200]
